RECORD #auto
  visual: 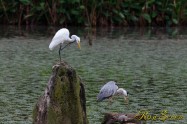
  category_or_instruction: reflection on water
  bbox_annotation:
[0,26,187,124]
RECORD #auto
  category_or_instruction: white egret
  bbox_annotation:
[97,81,128,103]
[49,28,81,62]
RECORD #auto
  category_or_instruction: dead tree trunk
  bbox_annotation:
[33,61,88,124]
[102,112,146,124]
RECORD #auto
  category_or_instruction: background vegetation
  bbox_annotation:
[0,0,187,26]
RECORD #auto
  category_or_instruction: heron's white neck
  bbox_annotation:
[115,88,128,96]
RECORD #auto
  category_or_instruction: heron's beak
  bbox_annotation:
[77,41,81,49]
[124,96,129,104]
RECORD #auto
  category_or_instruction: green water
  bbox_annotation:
[0,26,187,124]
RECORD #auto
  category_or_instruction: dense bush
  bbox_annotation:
[0,0,187,26]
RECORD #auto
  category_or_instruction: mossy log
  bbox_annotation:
[102,112,146,124]
[33,61,88,124]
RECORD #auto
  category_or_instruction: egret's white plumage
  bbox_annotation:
[49,28,81,61]
[49,28,81,50]
[97,81,128,102]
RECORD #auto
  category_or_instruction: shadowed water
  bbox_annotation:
[0,26,187,124]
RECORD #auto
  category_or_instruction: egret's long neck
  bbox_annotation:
[67,35,76,42]
[67,37,74,42]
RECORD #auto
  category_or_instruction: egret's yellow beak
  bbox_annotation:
[124,96,129,104]
[77,41,81,49]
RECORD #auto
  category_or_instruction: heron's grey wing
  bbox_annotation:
[97,81,118,101]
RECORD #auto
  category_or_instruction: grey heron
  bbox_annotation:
[49,28,81,62]
[97,81,128,103]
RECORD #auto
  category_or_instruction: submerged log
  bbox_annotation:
[33,61,88,124]
[102,112,145,124]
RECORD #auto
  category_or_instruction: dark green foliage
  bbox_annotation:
[0,0,187,26]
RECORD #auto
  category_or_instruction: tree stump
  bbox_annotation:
[102,112,146,124]
[33,61,88,124]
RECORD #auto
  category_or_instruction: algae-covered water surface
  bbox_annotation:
[0,26,187,124]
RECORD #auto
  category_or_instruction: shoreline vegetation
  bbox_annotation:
[0,0,187,27]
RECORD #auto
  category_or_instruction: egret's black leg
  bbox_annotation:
[60,42,74,51]
[58,42,75,62]
[59,43,62,62]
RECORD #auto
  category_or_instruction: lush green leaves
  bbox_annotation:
[172,18,178,24]
[19,0,31,5]
[0,0,186,26]
[142,13,151,23]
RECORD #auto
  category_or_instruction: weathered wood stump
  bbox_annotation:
[33,61,88,124]
[102,112,145,124]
